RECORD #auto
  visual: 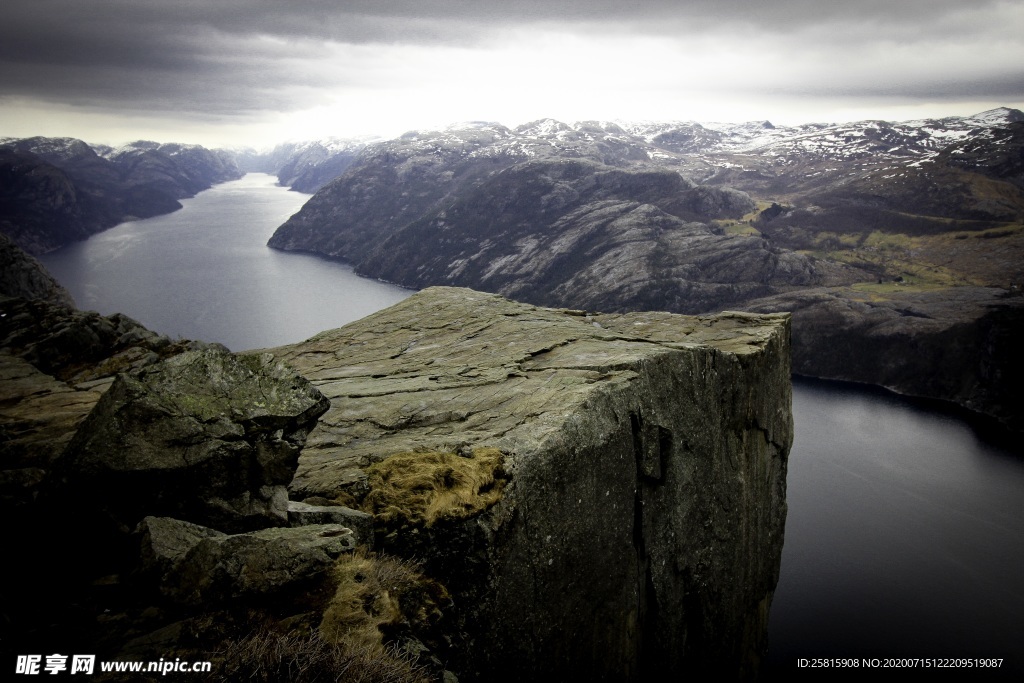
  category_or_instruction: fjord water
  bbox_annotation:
[40,175,1024,671]
[767,380,1024,673]
[40,174,410,351]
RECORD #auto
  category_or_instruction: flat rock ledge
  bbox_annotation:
[269,286,793,680]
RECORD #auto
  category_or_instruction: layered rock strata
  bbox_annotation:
[269,286,793,680]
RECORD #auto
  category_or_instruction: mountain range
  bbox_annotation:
[2,109,1021,430]
[265,108,1024,431]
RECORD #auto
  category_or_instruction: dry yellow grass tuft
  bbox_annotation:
[215,626,430,683]
[318,550,450,658]
[361,447,507,529]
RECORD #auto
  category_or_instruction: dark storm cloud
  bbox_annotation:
[1,0,1020,120]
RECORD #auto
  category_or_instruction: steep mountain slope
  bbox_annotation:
[0,137,242,254]
[274,138,375,192]
[359,159,823,312]
[0,232,74,306]
[0,148,104,254]
[267,110,1024,429]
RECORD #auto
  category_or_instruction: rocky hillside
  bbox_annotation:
[1,288,792,681]
[267,110,1024,431]
[0,232,74,306]
[0,136,241,254]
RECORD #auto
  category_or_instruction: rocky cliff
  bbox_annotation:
[0,232,74,306]
[1,287,791,681]
[270,286,793,679]
[744,286,1024,433]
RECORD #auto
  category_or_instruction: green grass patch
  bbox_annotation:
[850,280,952,297]
[947,222,1024,240]
[721,221,762,236]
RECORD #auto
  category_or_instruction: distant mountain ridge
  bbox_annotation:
[269,107,1024,294]
[230,136,380,193]
[266,108,1024,431]
[263,106,1024,215]
[0,137,241,254]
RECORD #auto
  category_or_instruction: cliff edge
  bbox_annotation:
[270,286,793,679]
[1,287,791,681]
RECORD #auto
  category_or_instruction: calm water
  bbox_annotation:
[40,175,1024,673]
[767,380,1024,673]
[40,174,410,351]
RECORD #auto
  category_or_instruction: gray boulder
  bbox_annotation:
[51,349,330,533]
[135,515,227,583]
[161,523,356,605]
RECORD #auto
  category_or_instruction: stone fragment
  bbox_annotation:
[287,500,374,546]
[163,524,357,605]
[135,516,226,583]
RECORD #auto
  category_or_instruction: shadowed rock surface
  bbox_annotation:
[2,286,791,681]
[0,297,211,508]
[155,521,357,606]
[268,286,793,680]
[0,232,74,306]
[0,136,242,254]
[744,286,1024,432]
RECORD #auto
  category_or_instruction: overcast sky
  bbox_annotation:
[2,0,1022,148]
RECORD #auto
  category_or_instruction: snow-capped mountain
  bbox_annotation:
[265,108,1022,199]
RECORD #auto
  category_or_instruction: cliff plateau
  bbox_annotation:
[270,286,793,679]
[1,287,792,681]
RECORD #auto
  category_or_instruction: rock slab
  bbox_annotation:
[136,516,356,605]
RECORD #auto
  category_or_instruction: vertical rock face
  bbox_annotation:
[270,286,792,680]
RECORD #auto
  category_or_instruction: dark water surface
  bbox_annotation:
[40,174,410,351]
[767,380,1024,674]
[39,175,1024,674]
